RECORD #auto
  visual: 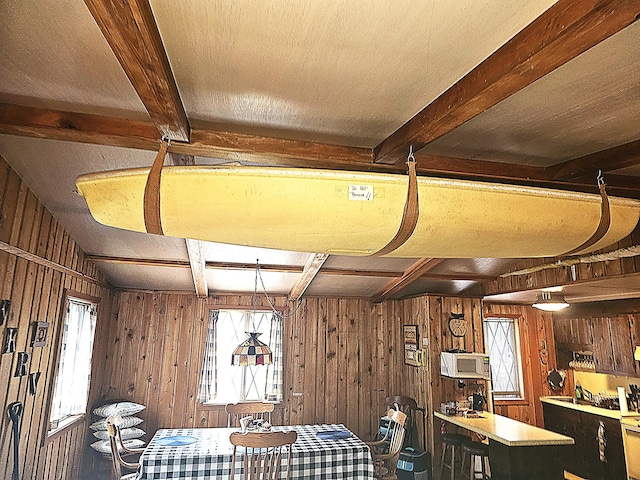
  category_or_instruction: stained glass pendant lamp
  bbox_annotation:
[231,332,273,366]
[231,261,273,366]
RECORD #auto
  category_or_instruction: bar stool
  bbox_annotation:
[439,433,470,480]
[461,441,490,479]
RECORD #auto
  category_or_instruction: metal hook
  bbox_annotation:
[597,169,604,186]
[407,145,416,164]
[160,135,172,147]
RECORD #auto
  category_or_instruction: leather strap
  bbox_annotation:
[143,139,169,235]
[371,160,419,256]
[563,182,611,256]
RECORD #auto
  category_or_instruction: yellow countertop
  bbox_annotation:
[621,417,640,430]
[540,396,640,420]
[435,411,574,447]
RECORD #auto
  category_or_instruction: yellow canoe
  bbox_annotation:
[76,166,640,258]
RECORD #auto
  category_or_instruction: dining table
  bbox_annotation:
[135,423,376,479]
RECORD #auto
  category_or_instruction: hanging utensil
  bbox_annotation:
[8,401,23,480]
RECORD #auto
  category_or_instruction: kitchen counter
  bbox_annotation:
[541,396,640,419]
[542,397,633,480]
[434,411,574,447]
[436,411,573,479]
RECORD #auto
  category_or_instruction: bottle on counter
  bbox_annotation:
[576,383,584,400]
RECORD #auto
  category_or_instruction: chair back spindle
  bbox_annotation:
[368,409,408,479]
[230,430,297,480]
[105,416,143,480]
[226,402,275,428]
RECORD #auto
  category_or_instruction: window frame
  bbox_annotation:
[483,314,526,402]
[43,290,100,444]
[198,304,285,406]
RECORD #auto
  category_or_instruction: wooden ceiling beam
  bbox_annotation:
[0,103,374,168]
[289,253,329,300]
[185,238,208,297]
[415,154,546,183]
[371,258,445,304]
[546,138,640,181]
[85,254,494,282]
[373,0,640,165]
[2,102,639,197]
[84,0,190,141]
[182,128,373,168]
[0,102,160,150]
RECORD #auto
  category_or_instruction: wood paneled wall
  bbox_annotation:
[0,156,112,480]
[553,300,640,376]
[95,291,486,470]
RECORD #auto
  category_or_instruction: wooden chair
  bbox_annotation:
[226,402,275,428]
[229,430,298,480]
[369,409,408,480]
[369,409,397,448]
[106,415,144,480]
[385,395,420,447]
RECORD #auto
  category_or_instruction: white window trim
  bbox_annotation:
[484,316,525,401]
[45,290,99,441]
[198,308,284,405]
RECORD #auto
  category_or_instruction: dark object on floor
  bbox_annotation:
[397,446,431,479]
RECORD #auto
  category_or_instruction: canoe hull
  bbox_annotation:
[76,166,640,258]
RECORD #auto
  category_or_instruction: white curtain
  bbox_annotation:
[50,299,97,424]
[196,310,219,403]
[265,312,283,401]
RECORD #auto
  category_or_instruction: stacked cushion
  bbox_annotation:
[93,426,146,441]
[90,438,145,454]
[90,401,146,454]
[90,415,144,431]
[92,401,145,418]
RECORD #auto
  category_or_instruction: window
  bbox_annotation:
[197,309,283,404]
[48,294,98,434]
[483,317,524,400]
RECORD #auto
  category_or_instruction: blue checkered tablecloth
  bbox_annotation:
[136,424,375,479]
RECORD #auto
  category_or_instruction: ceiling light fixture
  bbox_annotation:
[532,291,570,312]
[231,260,273,366]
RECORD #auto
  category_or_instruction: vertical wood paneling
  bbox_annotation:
[324,298,339,425]
[314,298,327,425]
[302,298,318,425]
[0,155,111,480]
[99,292,480,452]
[609,315,636,374]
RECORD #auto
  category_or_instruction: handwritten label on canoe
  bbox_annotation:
[348,185,373,201]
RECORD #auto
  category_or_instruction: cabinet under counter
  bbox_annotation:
[541,397,633,480]
[622,419,640,480]
[435,411,573,479]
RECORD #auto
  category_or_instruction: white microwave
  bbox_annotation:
[440,352,490,379]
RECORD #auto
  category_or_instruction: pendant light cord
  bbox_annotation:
[254,260,303,318]
[251,259,259,332]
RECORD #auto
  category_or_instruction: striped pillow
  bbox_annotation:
[90,438,145,454]
[90,416,143,431]
[93,427,145,441]
[93,401,145,418]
